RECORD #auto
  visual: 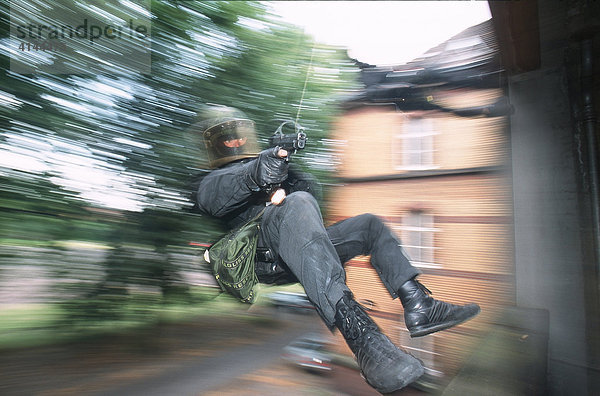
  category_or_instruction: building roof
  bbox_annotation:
[345,19,508,116]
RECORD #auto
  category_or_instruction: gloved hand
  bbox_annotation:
[250,147,289,188]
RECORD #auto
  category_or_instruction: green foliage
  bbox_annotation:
[0,286,260,350]
[0,0,360,319]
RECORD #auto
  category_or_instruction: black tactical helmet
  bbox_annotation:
[194,105,260,168]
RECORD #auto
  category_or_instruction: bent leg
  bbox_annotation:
[259,191,349,327]
[326,214,480,337]
[326,213,420,298]
[262,202,425,391]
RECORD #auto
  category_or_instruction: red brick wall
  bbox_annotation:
[327,91,513,376]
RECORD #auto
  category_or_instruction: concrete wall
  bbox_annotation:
[508,0,589,393]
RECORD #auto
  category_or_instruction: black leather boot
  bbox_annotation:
[335,292,424,394]
[399,278,481,338]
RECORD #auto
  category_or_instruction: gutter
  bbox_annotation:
[336,165,506,184]
[580,38,600,287]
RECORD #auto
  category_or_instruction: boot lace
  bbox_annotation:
[338,297,411,373]
[415,280,462,323]
[340,303,378,340]
[415,280,432,295]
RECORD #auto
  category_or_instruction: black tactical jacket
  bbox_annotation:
[195,158,321,229]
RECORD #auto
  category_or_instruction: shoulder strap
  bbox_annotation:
[250,207,267,223]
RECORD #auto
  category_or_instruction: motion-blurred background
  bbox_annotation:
[1,1,599,395]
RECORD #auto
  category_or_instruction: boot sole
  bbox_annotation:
[364,360,425,394]
[409,305,481,338]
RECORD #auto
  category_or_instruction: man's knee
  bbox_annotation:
[355,213,386,230]
[284,191,319,210]
[265,191,321,226]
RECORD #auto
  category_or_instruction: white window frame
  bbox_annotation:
[394,116,438,170]
[393,211,441,269]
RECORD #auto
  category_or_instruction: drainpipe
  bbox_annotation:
[580,38,600,285]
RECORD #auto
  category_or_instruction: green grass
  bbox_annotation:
[0,282,308,351]
[0,236,308,352]
[0,238,56,248]
[0,303,66,349]
[0,285,288,351]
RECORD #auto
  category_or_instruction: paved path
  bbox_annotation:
[0,309,426,396]
[94,313,324,396]
[0,311,332,396]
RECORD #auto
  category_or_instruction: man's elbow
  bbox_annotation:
[196,200,226,218]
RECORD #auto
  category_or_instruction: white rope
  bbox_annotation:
[295,46,315,125]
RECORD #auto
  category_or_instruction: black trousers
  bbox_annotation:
[258,191,420,328]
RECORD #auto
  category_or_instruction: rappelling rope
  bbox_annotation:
[295,46,315,125]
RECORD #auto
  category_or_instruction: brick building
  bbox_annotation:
[326,20,514,377]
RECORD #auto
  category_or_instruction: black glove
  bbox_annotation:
[250,147,289,189]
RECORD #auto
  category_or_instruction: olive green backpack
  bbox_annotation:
[206,210,265,303]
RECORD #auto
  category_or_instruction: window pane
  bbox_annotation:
[400,118,435,168]
[401,211,436,267]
